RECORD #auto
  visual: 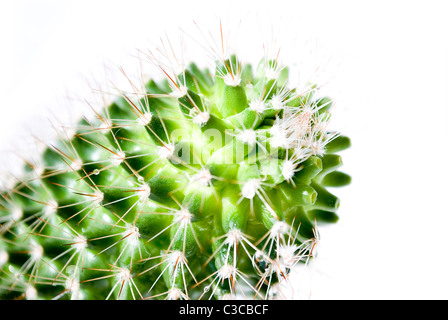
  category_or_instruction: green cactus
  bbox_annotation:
[0,29,350,300]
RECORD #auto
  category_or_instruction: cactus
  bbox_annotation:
[0,26,350,300]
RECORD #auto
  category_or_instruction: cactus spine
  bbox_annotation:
[0,26,350,300]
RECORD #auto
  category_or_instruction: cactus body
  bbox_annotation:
[0,35,350,300]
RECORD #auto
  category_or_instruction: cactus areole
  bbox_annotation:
[0,28,350,300]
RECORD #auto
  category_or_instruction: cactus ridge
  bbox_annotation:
[0,32,350,300]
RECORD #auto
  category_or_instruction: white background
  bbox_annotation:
[2,0,448,299]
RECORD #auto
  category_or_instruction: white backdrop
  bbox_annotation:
[3,0,448,299]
